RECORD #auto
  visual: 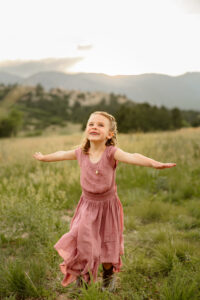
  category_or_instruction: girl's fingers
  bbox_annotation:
[160,163,176,169]
[166,163,176,167]
[155,162,176,169]
[33,152,42,159]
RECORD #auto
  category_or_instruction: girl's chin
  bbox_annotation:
[88,137,104,142]
[88,137,101,141]
[88,135,100,139]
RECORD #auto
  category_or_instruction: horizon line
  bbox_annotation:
[1,70,200,78]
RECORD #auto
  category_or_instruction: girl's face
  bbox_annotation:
[86,114,113,143]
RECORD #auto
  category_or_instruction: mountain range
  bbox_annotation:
[0,71,199,111]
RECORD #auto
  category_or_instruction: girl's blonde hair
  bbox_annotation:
[81,111,118,154]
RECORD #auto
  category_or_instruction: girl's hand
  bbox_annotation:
[153,162,176,169]
[33,152,44,161]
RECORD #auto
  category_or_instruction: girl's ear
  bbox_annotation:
[107,131,114,139]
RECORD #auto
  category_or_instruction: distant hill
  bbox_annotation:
[0,72,21,85]
[0,71,200,110]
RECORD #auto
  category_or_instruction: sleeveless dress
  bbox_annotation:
[54,145,124,286]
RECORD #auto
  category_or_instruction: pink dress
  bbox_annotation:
[54,145,124,286]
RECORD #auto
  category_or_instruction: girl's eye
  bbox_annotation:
[99,124,104,127]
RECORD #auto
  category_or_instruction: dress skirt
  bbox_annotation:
[54,187,124,286]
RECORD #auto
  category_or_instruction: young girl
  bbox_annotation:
[33,111,176,292]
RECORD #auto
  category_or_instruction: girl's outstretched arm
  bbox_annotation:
[114,148,176,169]
[33,150,76,162]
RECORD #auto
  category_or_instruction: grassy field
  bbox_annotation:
[0,127,200,299]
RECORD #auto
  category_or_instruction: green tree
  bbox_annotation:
[0,109,23,137]
[171,108,182,129]
[35,84,44,96]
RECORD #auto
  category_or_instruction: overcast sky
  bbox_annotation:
[0,0,200,76]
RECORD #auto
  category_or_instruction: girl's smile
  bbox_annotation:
[89,131,100,135]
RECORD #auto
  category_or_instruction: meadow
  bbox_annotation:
[0,127,200,299]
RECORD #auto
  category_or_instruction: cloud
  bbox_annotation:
[177,0,200,13]
[0,57,83,77]
[77,44,93,51]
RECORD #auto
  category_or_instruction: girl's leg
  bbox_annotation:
[102,263,113,270]
[102,263,116,291]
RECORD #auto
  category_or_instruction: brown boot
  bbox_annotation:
[101,265,116,292]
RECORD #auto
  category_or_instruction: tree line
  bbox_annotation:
[0,84,200,137]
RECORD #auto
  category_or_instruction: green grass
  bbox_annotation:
[1,128,200,299]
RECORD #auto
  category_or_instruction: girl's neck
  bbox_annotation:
[89,141,106,153]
